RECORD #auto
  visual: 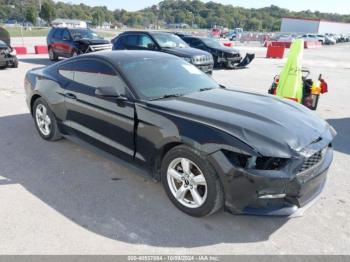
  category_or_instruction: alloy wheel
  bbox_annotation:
[167,157,208,208]
[35,104,52,136]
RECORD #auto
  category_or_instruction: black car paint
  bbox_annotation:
[112,31,214,74]
[181,36,252,69]
[0,27,18,68]
[25,51,335,215]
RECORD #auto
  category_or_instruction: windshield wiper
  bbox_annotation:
[151,93,184,100]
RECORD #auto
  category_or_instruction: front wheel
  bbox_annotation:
[161,145,224,217]
[48,47,58,61]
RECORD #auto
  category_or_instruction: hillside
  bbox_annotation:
[1,0,350,31]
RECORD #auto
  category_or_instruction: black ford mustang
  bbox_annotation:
[25,51,335,217]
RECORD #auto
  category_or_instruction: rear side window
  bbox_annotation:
[113,36,125,49]
[53,29,62,39]
[58,59,127,96]
[190,39,203,47]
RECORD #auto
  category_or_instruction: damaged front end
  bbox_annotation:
[0,27,18,69]
[217,52,255,69]
[74,40,112,54]
[0,44,18,69]
[208,128,335,217]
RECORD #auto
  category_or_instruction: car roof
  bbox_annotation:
[120,31,172,35]
[69,50,179,66]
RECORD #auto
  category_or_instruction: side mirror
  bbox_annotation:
[95,86,127,101]
[147,43,157,50]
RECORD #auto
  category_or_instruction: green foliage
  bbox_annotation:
[39,1,56,23]
[0,0,349,30]
[26,6,37,25]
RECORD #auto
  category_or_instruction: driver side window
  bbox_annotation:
[139,34,156,48]
[58,59,128,97]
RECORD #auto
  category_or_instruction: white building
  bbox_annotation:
[281,17,350,34]
[51,19,87,28]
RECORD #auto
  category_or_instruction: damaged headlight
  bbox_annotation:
[10,49,16,56]
[223,150,289,170]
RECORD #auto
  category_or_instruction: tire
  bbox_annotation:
[12,57,18,68]
[226,61,235,69]
[161,145,224,217]
[71,50,78,57]
[33,98,62,141]
[48,47,58,61]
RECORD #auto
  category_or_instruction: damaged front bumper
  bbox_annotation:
[217,53,255,69]
[208,144,333,217]
[0,53,18,67]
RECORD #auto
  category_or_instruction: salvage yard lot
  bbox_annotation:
[0,42,349,254]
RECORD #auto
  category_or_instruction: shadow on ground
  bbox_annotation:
[326,118,350,155]
[19,58,54,66]
[0,113,289,247]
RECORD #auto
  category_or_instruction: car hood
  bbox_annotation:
[147,88,334,157]
[210,46,240,54]
[163,47,210,57]
[0,40,9,49]
[74,38,110,45]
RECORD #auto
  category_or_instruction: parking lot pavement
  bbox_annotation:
[0,44,349,255]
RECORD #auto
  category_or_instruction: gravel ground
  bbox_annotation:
[0,41,349,255]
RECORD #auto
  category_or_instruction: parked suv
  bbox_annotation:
[47,27,112,61]
[112,31,214,74]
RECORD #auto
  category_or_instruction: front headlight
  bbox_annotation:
[183,57,192,63]
[223,150,289,170]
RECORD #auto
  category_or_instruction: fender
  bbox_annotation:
[134,103,258,177]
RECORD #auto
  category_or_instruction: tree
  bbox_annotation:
[39,1,56,24]
[92,9,105,26]
[25,6,37,25]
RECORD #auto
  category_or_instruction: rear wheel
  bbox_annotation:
[161,145,224,217]
[48,47,58,61]
[33,98,62,141]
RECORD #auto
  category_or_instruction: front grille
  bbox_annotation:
[298,150,323,173]
[89,44,112,52]
[192,55,213,65]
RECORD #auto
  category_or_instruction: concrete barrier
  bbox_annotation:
[34,45,48,54]
[304,41,322,49]
[13,46,27,55]
[266,45,285,59]
[271,41,292,48]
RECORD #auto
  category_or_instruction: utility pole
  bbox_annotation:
[38,0,42,26]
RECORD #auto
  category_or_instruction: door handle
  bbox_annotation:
[65,93,77,100]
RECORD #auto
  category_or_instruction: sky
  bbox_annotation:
[56,0,350,14]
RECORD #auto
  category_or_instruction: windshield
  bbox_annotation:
[152,33,188,48]
[0,40,8,48]
[202,38,223,48]
[69,29,101,41]
[118,57,220,100]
